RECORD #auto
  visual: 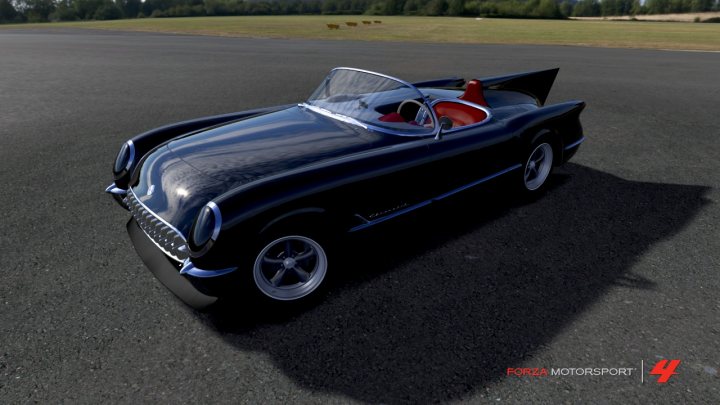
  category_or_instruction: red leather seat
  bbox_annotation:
[433,102,488,127]
[458,79,489,107]
[378,112,406,123]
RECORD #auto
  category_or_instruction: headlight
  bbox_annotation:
[113,140,135,174]
[190,202,222,249]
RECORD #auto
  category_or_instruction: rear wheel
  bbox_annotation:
[522,141,554,192]
[252,234,329,302]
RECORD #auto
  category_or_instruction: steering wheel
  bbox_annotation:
[397,99,434,127]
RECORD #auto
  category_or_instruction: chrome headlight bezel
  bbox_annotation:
[189,201,222,252]
[113,140,136,174]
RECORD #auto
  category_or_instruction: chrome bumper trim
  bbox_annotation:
[126,188,189,262]
[564,136,585,151]
[105,183,127,195]
[179,259,237,278]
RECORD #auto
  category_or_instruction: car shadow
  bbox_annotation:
[200,163,709,403]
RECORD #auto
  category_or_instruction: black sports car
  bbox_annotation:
[106,67,586,309]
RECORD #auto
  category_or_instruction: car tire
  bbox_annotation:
[520,136,555,194]
[251,232,331,303]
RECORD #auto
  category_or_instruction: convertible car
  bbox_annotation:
[106,67,585,309]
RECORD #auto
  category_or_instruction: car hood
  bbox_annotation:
[167,106,388,184]
[132,106,397,235]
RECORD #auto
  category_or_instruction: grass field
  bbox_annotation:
[3,16,719,51]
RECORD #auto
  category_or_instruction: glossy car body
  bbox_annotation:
[107,67,585,309]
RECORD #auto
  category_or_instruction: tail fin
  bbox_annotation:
[479,68,559,106]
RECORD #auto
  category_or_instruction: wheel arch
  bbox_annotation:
[526,127,564,166]
[506,100,585,167]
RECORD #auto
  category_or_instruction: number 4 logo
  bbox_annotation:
[650,359,681,383]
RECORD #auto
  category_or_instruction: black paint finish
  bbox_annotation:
[110,68,585,303]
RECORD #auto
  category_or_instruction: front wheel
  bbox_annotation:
[522,142,554,192]
[252,235,329,302]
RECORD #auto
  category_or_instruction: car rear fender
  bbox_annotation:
[505,100,586,163]
[478,68,560,106]
[412,77,466,88]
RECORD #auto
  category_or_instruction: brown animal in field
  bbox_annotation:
[345,22,358,27]
[362,21,371,25]
[374,20,382,24]
[326,24,340,30]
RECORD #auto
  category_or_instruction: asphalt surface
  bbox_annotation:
[0,29,718,403]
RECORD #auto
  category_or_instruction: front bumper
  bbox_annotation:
[106,183,129,209]
[127,218,219,309]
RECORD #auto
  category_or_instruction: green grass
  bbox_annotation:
[3,16,720,51]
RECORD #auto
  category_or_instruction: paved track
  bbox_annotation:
[0,29,718,403]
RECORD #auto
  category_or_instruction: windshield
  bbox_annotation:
[305,68,436,136]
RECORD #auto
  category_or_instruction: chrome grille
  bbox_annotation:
[125,189,189,262]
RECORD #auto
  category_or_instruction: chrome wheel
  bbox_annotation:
[524,143,554,191]
[253,235,328,301]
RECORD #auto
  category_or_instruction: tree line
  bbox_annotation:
[2,0,719,23]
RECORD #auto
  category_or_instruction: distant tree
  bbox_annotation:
[94,0,122,18]
[24,0,56,21]
[321,0,338,13]
[204,0,241,15]
[423,0,446,15]
[118,0,141,17]
[12,0,710,24]
[74,0,105,19]
[349,0,367,14]
[535,0,562,17]
[446,0,464,15]
[463,0,480,14]
[298,0,321,14]
[383,0,401,15]
[646,0,670,13]
[559,0,575,16]
[630,0,643,14]
[0,0,19,21]
[699,0,715,10]
[573,0,601,16]
[667,0,685,12]
[601,0,616,15]
[617,0,634,14]
[49,0,79,20]
[142,0,178,16]
[403,0,422,14]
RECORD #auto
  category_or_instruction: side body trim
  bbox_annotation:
[349,163,522,232]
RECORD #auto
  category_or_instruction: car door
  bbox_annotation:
[336,134,444,228]
[425,107,521,197]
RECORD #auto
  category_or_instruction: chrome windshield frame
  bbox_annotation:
[304,67,439,138]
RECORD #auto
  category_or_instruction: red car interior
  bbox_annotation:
[433,101,488,128]
[379,79,490,128]
[378,112,406,123]
[458,79,489,107]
